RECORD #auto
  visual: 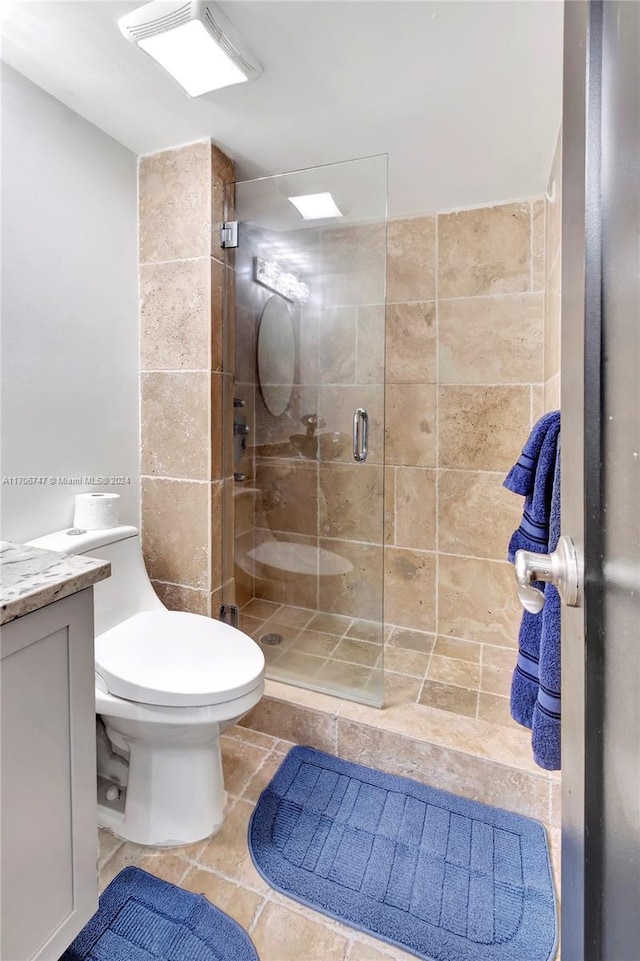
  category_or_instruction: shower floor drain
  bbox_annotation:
[261,632,284,646]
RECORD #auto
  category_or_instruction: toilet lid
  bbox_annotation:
[94,611,265,707]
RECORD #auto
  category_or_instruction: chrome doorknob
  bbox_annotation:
[514,535,581,614]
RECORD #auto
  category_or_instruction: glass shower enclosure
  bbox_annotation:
[222,155,387,706]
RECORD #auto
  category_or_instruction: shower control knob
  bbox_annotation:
[233,398,246,408]
[234,423,250,436]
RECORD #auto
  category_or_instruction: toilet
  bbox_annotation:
[27,524,265,847]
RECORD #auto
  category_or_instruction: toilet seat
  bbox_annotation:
[95,611,265,708]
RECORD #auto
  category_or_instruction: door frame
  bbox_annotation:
[562,2,640,957]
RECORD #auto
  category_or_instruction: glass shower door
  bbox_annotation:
[223,155,387,706]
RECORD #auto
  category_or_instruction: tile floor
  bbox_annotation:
[240,598,516,724]
[98,726,561,961]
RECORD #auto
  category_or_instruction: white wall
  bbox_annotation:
[1,65,139,542]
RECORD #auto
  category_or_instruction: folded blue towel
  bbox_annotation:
[504,413,561,771]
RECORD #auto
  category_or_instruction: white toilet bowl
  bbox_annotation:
[27,526,265,847]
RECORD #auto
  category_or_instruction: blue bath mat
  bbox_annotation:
[61,866,258,961]
[249,746,557,961]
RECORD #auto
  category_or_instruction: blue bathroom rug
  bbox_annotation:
[60,866,259,961]
[249,746,557,961]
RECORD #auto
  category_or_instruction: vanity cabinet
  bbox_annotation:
[1,589,98,961]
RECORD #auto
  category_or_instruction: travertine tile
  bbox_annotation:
[318,385,384,464]
[255,461,318,536]
[438,554,521,647]
[270,605,315,629]
[385,385,436,467]
[225,724,278,751]
[307,611,353,635]
[151,580,210,616]
[100,841,188,892]
[384,466,395,545]
[241,698,337,753]
[481,651,514,697]
[271,649,326,679]
[98,828,122,869]
[333,637,382,667]
[139,141,211,263]
[438,385,531,471]
[386,216,436,303]
[346,619,390,643]
[550,780,561,827]
[532,198,546,290]
[241,752,284,804]
[432,635,481,663]
[211,480,223,591]
[210,372,225,482]
[478,692,514,727]
[141,372,209,480]
[181,867,262,930]
[289,630,342,658]
[239,613,264,639]
[545,256,561,382]
[135,851,192,886]
[319,540,383,620]
[381,672,423,708]
[438,293,544,384]
[243,598,281,619]
[387,627,435,655]
[321,222,387,308]
[319,306,357,383]
[544,373,561,412]
[428,654,480,690]
[220,737,270,797]
[198,800,270,892]
[140,259,211,371]
[336,718,550,819]
[419,679,478,717]
[316,658,375,692]
[438,202,531,298]
[438,469,522,559]
[384,647,430,678]
[385,547,436,632]
[394,467,436,551]
[251,902,349,961]
[142,478,209,589]
[319,463,384,543]
[531,384,545,425]
[357,305,385,385]
[211,144,235,241]
[386,301,436,384]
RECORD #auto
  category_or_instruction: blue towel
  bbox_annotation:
[504,412,561,771]
[532,445,561,769]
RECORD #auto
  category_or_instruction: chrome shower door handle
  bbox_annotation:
[514,535,581,614]
[352,408,369,462]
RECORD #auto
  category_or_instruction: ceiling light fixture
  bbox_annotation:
[119,0,261,97]
[288,193,343,221]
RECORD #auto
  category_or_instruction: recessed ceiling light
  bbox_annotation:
[288,193,343,220]
[119,0,261,97]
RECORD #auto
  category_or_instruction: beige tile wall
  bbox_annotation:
[241,199,548,708]
[385,199,548,703]
[139,140,234,617]
[544,129,562,408]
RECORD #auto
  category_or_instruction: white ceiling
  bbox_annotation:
[1,0,563,217]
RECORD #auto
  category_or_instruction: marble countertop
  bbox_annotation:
[0,541,110,625]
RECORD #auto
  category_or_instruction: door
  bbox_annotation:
[562,2,640,958]
[222,155,388,706]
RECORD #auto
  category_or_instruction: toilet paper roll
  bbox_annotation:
[73,492,120,530]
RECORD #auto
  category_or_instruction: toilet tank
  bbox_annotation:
[26,526,163,636]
